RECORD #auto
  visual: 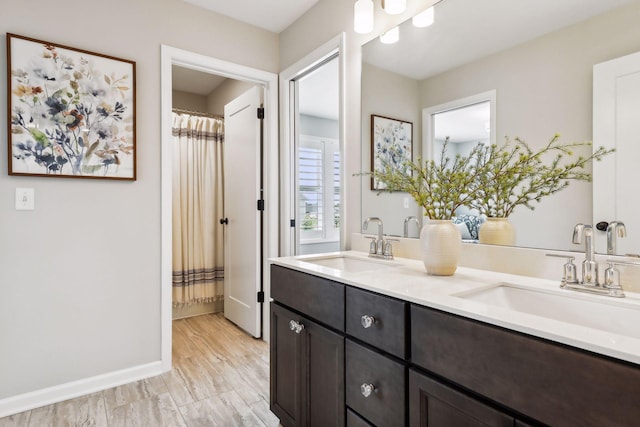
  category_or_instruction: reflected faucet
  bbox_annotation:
[403,216,421,238]
[363,217,384,255]
[606,221,626,255]
[572,224,597,285]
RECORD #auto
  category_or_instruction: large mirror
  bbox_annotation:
[361,0,640,251]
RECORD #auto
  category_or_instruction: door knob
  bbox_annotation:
[220,218,229,225]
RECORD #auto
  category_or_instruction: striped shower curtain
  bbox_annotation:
[172,113,225,306]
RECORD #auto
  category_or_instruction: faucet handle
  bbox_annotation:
[603,261,623,297]
[383,238,399,258]
[364,236,377,255]
[602,258,640,298]
[546,254,578,285]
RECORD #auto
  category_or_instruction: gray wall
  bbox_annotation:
[207,79,257,116]
[361,63,422,237]
[300,114,339,140]
[0,0,277,401]
[419,2,640,249]
[172,90,209,112]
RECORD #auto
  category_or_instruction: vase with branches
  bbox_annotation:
[470,134,613,218]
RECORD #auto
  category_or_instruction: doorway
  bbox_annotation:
[279,34,345,257]
[294,56,341,255]
[160,45,278,371]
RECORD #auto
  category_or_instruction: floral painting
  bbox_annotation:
[7,34,136,180]
[371,115,412,190]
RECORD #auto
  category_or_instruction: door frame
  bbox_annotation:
[160,45,278,372]
[279,34,346,256]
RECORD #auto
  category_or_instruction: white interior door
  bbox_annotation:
[223,86,263,337]
[593,51,640,255]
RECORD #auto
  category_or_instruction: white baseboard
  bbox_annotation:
[0,361,163,418]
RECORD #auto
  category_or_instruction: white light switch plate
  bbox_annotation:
[15,188,35,210]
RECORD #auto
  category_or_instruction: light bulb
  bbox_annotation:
[354,0,374,34]
[380,26,400,44]
[383,0,406,15]
[412,6,434,28]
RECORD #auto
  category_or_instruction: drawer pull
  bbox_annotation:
[361,314,376,329]
[289,319,305,334]
[360,383,375,398]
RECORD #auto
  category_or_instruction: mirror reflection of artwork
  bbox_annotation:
[371,114,412,190]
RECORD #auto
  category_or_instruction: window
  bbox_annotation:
[298,135,340,243]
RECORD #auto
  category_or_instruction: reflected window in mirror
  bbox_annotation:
[428,98,493,242]
[295,55,341,255]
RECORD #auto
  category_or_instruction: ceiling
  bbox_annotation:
[172,66,227,95]
[298,57,340,120]
[182,0,319,33]
[363,0,635,80]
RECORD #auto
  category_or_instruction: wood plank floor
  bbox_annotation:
[0,313,280,427]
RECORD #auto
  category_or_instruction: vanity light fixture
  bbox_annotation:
[380,26,400,44]
[354,0,374,34]
[355,0,438,35]
[412,6,434,28]
[382,0,407,15]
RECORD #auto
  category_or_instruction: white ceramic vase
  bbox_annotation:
[478,217,516,246]
[420,219,461,276]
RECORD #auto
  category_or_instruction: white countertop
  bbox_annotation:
[270,251,640,365]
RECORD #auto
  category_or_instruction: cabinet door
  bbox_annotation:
[270,302,345,427]
[270,303,303,427]
[302,313,345,427]
[409,369,513,427]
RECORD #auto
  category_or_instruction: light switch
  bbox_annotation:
[404,197,410,209]
[15,188,35,210]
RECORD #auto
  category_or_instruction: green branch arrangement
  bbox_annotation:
[470,134,613,217]
[366,134,613,220]
[368,139,483,220]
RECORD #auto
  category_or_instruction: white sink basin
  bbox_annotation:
[300,255,396,273]
[455,283,640,339]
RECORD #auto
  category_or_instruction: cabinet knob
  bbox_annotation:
[289,319,305,334]
[361,314,376,329]
[360,383,375,398]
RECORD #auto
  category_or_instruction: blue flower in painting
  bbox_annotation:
[45,96,66,116]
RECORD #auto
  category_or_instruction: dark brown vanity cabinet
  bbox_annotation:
[409,369,514,427]
[270,266,345,427]
[411,304,640,427]
[271,264,640,427]
[270,302,345,427]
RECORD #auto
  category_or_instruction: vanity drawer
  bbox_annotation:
[346,408,373,427]
[271,265,345,331]
[346,339,405,427]
[346,286,408,358]
[411,304,640,427]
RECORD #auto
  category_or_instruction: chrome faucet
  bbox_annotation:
[547,223,630,298]
[606,221,626,255]
[403,216,421,238]
[572,223,597,285]
[363,217,395,259]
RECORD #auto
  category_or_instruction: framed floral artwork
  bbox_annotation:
[370,114,412,190]
[7,34,136,180]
